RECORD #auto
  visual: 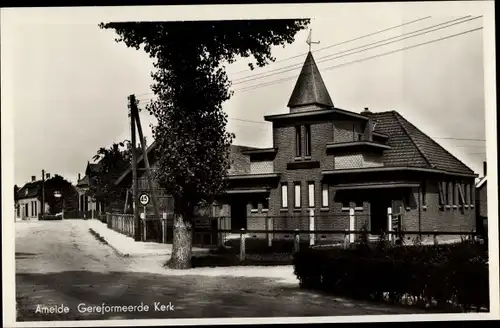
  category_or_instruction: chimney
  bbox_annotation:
[361,107,372,116]
[46,173,50,179]
[483,161,487,177]
[31,175,36,182]
[78,173,81,181]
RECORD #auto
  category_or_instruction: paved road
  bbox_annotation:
[16,220,430,322]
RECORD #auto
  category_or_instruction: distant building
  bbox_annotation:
[76,161,103,218]
[114,51,478,244]
[16,175,49,220]
[475,161,487,234]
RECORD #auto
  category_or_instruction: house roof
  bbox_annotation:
[86,162,103,174]
[17,180,43,200]
[114,142,264,186]
[77,175,90,187]
[476,176,487,188]
[371,111,476,176]
[287,51,334,109]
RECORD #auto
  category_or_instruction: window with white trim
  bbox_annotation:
[321,184,329,208]
[308,182,315,208]
[281,183,288,208]
[294,183,301,208]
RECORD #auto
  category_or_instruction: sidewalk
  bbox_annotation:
[86,219,210,258]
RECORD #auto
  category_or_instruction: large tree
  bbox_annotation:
[14,184,19,201]
[41,175,78,215]
[88,142,134,212]
[100,19,309,269]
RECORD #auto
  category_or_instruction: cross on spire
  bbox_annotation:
[306,29,320,52]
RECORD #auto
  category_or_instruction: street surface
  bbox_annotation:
[16,220,430,322]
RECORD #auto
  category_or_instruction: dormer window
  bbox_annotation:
[25,189,28,196]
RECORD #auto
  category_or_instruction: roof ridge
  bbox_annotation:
[395,111,475,174]
[392,111,434,168]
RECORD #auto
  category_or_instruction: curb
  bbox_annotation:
[88,227,130,258]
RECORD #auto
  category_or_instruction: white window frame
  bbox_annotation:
[321,184,329,208]
[294,183,301,208]
[281,183,288,208]
[308,182,315,208]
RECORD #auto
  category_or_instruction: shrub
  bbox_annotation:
[39,214,62,221]
[293,240,488,312]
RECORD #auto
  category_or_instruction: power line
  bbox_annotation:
[235,26,483,92]
[231,16,433,76]
[122,112,484,145]
[434,137,485,142]
[134,17,480,100]
[233,16,480,85]
[224,116,484,142]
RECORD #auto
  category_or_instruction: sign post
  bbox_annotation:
[139,193,150,241]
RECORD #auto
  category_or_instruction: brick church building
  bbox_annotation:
[115,51,478,244]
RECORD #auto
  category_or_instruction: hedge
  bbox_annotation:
[293,240,489,312]
[39,214,62,221]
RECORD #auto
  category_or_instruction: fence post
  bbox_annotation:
[349,208,355,243]
[387,207,393,244]
[433,230,438,245]
[344,228,350,248]
[131,216,135,239]
[294,228,300,253]
[309,208,315,246]
[217,217,223,247]
[239,228,246,262]
[266,217,273,247]
[161,217,166,244]
[142,218,147,242]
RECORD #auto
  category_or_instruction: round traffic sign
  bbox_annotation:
[139,193,150,206]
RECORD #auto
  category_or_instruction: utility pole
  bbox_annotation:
[129,95,141,241]
[41,169,45,219]
[132,104,161,221]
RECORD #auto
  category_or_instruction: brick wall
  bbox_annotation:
[398,179,476,243]
[290,104,325,113]
[477,182,487,218]
[229,147,251,175]
[250,160,274,174]
[363,152,384,167]
[333,152,384,169]
[333,120,364,143]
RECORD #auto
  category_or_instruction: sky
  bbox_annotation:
[2,3,493,187]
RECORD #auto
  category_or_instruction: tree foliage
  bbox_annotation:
[87,142,134,211]
[14,184,19,201]
[41,175,78,214]
[100,19,309,214]
[100,19,309,268]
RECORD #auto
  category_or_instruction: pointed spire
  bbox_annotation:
[287,51,334,111]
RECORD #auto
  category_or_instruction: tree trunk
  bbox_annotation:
[166,213,193,269]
